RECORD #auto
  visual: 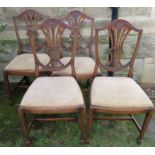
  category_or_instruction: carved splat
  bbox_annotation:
[61,10,94,56]
[13,9,48,54]
[95,19,143,77]
[28,18,77,74]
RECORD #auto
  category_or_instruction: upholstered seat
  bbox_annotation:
[91,77,154,108]
[20,76,84,109]
[53,57,101,76]
[5,53,50,72]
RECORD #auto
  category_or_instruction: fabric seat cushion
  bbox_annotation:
[5,53,50,72]
[91,77,154,108]
[53,57,101,76]
[20,76,84,108]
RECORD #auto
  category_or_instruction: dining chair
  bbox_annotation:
[3,9,49,102]
[18,18,86,145]
[87,19,154,144]
[54,10,100,81]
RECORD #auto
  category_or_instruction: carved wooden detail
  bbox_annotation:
[28,18,77,75]
[95,19,143,77]
[13,9,49,54]
[61,10,94,57]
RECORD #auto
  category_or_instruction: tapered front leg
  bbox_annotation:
[80,108,85,144]
[86,108,93,144]
[18,107,31,146]
[137,111,153,144]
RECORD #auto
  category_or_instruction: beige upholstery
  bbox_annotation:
[53,57,101,76]
[5,53,50,72]
[91,77,154,108]
[20,77,84,108]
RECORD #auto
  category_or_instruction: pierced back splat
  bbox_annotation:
[28,18,77,76]
[95,19,143,77]
[13,9,49,54]
[62,10,94,57]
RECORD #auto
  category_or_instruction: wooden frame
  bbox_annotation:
[3,9,48,102]
[61,10,98,80]
[87,19,155,144]
[18,18,86,145]
[18,105,86,146]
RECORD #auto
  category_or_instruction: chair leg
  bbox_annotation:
[80,108,85,144]
[137,111,153,144]
[86,108,93,144]
[86,79,91,87]
[18,108,31,146]
[24,76,30,85]
[3,71,12,103]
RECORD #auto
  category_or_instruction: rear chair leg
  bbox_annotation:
[24,76,30,85]
[3,71,13,104]
[86,80,91,87]
[80,108,85,144]
[86,109,93,144]
[137,111,153,144]
[18,108,31,146]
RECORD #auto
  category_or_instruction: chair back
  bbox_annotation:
[13,9,49,54]
[61,10,94,57]
[95,19,143,77]
[28,18,77,76]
